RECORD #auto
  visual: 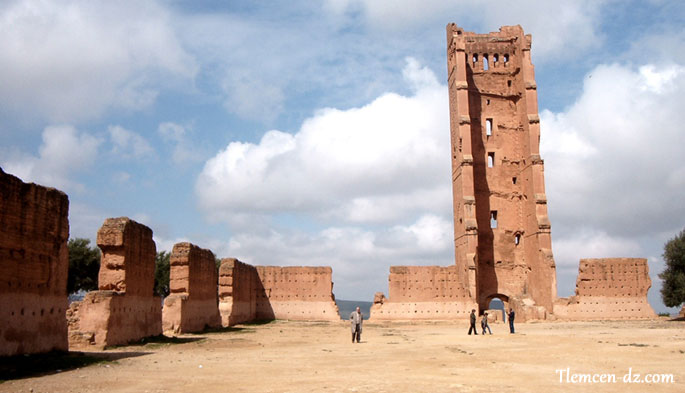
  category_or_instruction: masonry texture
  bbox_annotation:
[219,259,339,326]
[0,168,70,356]
[371,266,476,320]
[554,258,656,320]
[68,217,161,347]
[163,242,220,334]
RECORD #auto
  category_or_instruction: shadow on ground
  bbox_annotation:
[0,350,149,381]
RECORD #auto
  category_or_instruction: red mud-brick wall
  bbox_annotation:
[255,266,339,321]
[0,168,70,356]
[68,217,161,347]
[554,258,656,320]
[370,266,476,320]
[218,258,260,326]
[163,242,220,333]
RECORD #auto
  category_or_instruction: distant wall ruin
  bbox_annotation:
[554,258,656,320]
[0,168,70,356]
[163,242,220,334]
[68,217,161,347]
[219,259,339,326]
[370,266,477,320]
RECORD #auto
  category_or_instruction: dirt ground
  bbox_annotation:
[2,318,684,392]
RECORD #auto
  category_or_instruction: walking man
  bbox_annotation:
[508,308,515,334]
[350,306,363,343]
[468,309,478,335]
[481,312,492,335]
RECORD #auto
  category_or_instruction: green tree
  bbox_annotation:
[659,228,685,308]
[154,251,171,297]
[67,238,101,294]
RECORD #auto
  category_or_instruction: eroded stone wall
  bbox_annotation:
[219,260,339,326]
[256,266,339,321]
[163,242,220,334]
[554,258,656,320]
[0,168,69,356]
[68,217,161,347]
[371,266,476,320]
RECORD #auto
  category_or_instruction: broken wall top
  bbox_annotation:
[256,266,335,301]
[0,167,69,295]
[169,242,217,300]
[96,217,156,296]
[388,265,471,302]
[575,258,651,297]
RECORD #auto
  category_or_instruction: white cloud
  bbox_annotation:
[0,0,196,124]
[197,58,450,224]
[541,63,685,239]
[325,0,606,61]
[1,125,101,192]
[108,125,154,159]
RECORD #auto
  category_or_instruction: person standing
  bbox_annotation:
[350,306,363,343]
[468,309,478,335]
[481,312,492,335]
[508,308,515,334]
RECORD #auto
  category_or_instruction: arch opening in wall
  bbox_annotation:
[484,293,509,320]
[483,54,489,70]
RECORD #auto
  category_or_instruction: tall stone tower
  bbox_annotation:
[446,24,556,312]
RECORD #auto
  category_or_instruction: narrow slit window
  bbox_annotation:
[472,54,478,67]
[493,54,499,66]
[486,119,493,137]
[515,233,521,245]
[512,176,517,184]
[483,54,489,70]
[488,152,495,167]
[490,211,498,228]
[507,80,512,87]
[503,54,509,64]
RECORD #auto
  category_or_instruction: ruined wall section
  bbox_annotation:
[446,24,556,313]
[371,266,477,320]
[68,217,161,347]
[218,258,260,326]
[163,242,220,334]
[554,258,656,320]
[0,168,69,356]
[255,266,339,321]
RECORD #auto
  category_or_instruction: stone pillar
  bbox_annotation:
[0,168,69,356]
[163,242,220,334]
[68,217,162,347]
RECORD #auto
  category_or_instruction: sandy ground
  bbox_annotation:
[2,318,684,393]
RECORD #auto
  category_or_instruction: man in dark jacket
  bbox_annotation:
[468,309,478,335]
[508,308,515,334]
[350,307,363,343]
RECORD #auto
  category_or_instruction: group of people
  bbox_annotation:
[348,306,517,343]
[468,308,515,335]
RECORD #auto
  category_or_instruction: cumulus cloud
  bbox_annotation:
[0,0,196,124]
[197,58,450,224]
[0,125,101,191]
[541,63,685,239]
[158,122,204,165]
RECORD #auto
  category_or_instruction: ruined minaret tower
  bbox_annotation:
[446,24,556,312]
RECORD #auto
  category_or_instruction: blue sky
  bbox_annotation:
[1,0,684,312]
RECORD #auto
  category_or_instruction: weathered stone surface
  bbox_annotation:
[68,218,161,347]
[446,24,556,314]
[163,242,220,334]
[370,266,476,320]
[219,259,339,326]
[0,168,69,356]
[554,258,656,320]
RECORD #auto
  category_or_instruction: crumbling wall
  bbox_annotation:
[68,217,161,347]
[219,260,339,326]
[218,258,260,326]
[0,168,69,356]
[255,266,339,321]
[163,242,220,334]
[370,266,477,320]
[554,258,656,320]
